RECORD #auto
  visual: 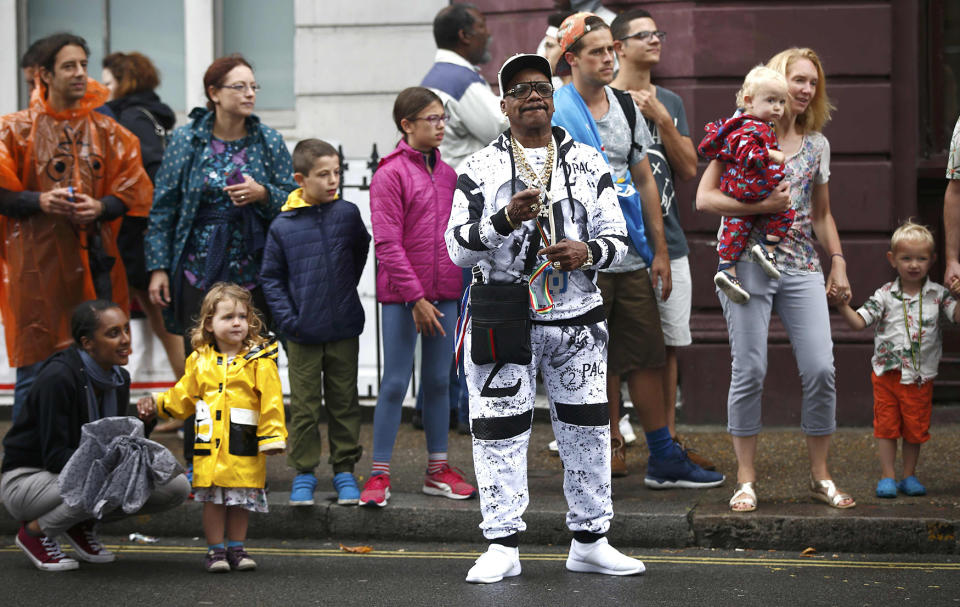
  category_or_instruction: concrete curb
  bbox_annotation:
[4,492,957,554]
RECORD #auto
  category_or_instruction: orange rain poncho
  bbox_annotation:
[0,79,153,367]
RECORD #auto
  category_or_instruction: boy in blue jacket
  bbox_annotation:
[260,139,371,506]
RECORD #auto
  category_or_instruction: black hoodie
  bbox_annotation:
[1,347,132,474]
[107,90,176,182]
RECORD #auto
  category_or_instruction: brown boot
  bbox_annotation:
[611,436,628,477]
[674,434,717,471]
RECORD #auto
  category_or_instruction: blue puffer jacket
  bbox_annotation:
[260,190,371,344]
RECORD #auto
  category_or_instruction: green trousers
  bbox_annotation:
[285,337,363,474]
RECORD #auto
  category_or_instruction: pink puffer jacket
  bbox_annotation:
[370,139,463,304]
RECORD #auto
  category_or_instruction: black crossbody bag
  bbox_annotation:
[469,225,541,366]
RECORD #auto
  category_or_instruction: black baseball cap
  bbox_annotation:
[497,53,552,97]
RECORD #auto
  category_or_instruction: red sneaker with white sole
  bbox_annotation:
[61,520,115,563]
[360,473,391,507]
[15,524,79,571]
[423,465,476,500]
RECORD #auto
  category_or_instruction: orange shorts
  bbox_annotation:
[871,370,932,443]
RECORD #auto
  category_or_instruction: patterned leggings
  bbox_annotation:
[464,320,612,541]
[717,208,796,264]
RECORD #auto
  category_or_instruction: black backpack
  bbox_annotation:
[611,87,644,158]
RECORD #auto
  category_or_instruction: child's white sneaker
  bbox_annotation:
[465,543,521,583]
[714,270,750,304]
[751,244,781,279]
[566,537,645,576]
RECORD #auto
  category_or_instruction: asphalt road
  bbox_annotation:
[1,538,958,606]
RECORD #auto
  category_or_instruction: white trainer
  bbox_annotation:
[465,544,521,584]
[619,414,637,445]
[548,439,559,454]
[750,244,781,279]
[565,538,645,576]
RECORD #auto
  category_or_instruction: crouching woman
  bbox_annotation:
[1,300,190,571]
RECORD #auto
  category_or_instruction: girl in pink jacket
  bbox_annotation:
[360,87,476,507]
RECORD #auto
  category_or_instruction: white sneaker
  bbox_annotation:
[619,414,637,445]
[465,544,521,583]
[548,439,559,454]
[714,270,750,304]
[565,537,645,576]
[750,244,781,279]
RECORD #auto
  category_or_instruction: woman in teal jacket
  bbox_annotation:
[145,54,296,338]
[144,54,296,466]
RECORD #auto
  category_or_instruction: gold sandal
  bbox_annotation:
[810,477,856,509]
[729,482,757,512]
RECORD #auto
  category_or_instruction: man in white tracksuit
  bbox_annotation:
[446,54,645,584]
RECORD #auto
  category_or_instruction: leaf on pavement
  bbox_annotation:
[340,543,373,554]
[800,547,817,557]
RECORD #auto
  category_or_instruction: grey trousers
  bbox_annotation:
[719,261,837,437]
[1,467,191,537]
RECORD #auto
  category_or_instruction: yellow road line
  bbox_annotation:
[2,545,957,570]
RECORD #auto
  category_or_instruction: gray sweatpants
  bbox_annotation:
[719,261,837,437]
[1,467,191,537]
[465,321,612,541]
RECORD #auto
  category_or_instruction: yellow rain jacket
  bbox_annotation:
[155,340,287,489]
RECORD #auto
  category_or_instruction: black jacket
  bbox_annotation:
[106,91,176,182]
[1,347,132,474]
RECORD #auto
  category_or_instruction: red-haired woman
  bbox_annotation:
[144,54,296,468]
[102,51,184,380]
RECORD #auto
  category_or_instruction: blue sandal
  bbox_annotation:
[875,477,896,498]
[897,475,926,496]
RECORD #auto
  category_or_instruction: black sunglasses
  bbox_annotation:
[505,81,555,99]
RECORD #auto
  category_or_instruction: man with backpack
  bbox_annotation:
[551,12,723,488]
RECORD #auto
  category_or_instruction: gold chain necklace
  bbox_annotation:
[511,135,554,217]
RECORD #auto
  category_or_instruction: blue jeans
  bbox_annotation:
[13,361,45,422]
[415,356,469,424]
[373,301,457,462]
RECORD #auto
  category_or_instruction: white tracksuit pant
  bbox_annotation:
[465,320,612,540]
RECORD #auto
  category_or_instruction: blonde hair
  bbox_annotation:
[189,282,267,351]
[890,219,935,253]
[766,47,835,134]
[735,65,788,109]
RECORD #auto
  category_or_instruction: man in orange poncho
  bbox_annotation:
[0,33,152,418]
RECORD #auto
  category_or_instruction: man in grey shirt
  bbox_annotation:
[553,12,723,488]
[611,8,717,471]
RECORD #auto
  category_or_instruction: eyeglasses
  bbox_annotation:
[505,81,554,99]
[619,30,667,42]
[220,83,261,93]
[413,113,448,125]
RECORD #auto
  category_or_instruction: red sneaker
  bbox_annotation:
[61,520,115,563]
[15,524,79,571]
[360,474,391,507]
[423,465,476,500]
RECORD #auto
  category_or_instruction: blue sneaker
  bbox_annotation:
[333,472,360,506]
[644,452,725,489]
[876,477,897,498]
[289,473,317,506]
[897,475,926,496]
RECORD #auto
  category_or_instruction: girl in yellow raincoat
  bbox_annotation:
[137,282,286,572]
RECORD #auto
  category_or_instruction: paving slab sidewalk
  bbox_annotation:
[2,420,959,554]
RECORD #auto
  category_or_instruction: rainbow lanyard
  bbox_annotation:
[527,217,557,314]
[901,289,922,372]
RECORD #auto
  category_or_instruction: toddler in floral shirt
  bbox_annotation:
[836,220,960,499]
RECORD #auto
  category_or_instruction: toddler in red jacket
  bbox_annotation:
[698,66,791,304]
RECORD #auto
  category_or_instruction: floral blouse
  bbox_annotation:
[947,116,960,180]
[857,277,958,384]
[745,131,830,274]
[182,137,259,289]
